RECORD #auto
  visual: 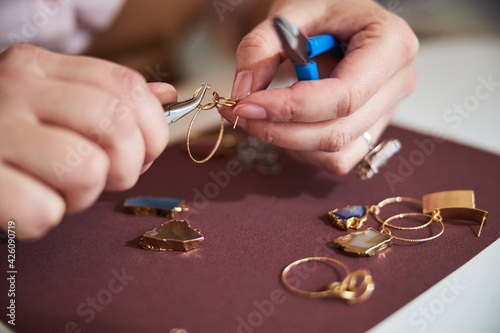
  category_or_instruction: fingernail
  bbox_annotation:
[232,70,254,100]
[141,161,153,175]
[233,104,267,119]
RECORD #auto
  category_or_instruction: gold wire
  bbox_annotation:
[211,92,240,129]
[184,91,240,164]
[233,116,240,129]
[281,257,350,299]
[186,106,225,164]
[370,196,426,230]
[380,210,444,243]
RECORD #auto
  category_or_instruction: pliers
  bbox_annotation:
[273,17,339,81]
[164,83,209,124]
[165,18,337,122]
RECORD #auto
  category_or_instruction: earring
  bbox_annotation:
[422,190,488,237]
[334,211,444,256]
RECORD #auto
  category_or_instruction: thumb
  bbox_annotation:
[147,82,178,105]
[231,19,285,100]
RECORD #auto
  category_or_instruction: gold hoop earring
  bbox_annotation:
[186,107,225,164]
[370,196,425,230]
[334,210,444,256]
[380,210,445,242]
[185,91,240,163]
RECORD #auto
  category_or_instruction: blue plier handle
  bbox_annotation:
[273,17,339,81]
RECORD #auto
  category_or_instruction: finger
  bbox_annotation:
[231,20,285,100]
[0,162,65,240]
[233,6,418,121]
[148,82,177,105]
[12,44,168,166]
[218,106,248,130]
[140,82,177,174]
[27,77,146,191]
[1,118,110,213]
[240,64,417,151]
[287,105,398,175]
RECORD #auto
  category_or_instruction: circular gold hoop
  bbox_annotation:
[213,92,238,107]
[337,269,375,304]
[381,211,444,243]
[186,107,225,164]
[370,196,426,230]
[281,257,374,304]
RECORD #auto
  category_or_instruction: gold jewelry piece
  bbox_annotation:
[123,197,189,218]
[370,196,427,230]
[186,91,240,163]
[422,190,487,237]
[329,197,422,231]
[334,228,393,256]
[380,211,445,242]
[281,257,374,304]
[328,205,369,230]
[334,210,444,256]
[356,138,401,180]
[139,219,204,251]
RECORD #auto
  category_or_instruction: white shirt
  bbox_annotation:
[0,0,124,54]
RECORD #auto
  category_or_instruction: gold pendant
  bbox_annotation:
[123,196,189,218]
[139,219,204,252]
[334,228,393,256]
[422,190,488,237]
[328,205,369,230]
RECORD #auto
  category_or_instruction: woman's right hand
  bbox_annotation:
[0,44,176,240]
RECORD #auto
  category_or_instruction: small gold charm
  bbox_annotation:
[334,228,393,256]
[328,205,369,230]
[139,220,204,252]
[123,197,188,218]
[422,190,488,237]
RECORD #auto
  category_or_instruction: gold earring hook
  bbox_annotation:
[185,89,240,163]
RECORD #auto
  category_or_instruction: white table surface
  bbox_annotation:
[370,35,500,333]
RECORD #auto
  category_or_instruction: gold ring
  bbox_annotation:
[281,257,374,304]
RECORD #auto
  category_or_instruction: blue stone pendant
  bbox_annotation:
[123,197,189,218]
[328,205,369,230]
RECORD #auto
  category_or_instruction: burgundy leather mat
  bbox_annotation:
[2,125,499,333]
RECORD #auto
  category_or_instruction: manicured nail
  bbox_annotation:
[232,70,254,100]
[141,161,153,175]
[233,104,267,119]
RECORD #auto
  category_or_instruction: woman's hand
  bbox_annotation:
[0,44,176,240]
[220,0,418,174]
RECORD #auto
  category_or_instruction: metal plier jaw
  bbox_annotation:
[164,84,209,124]
[273,17,338,81]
